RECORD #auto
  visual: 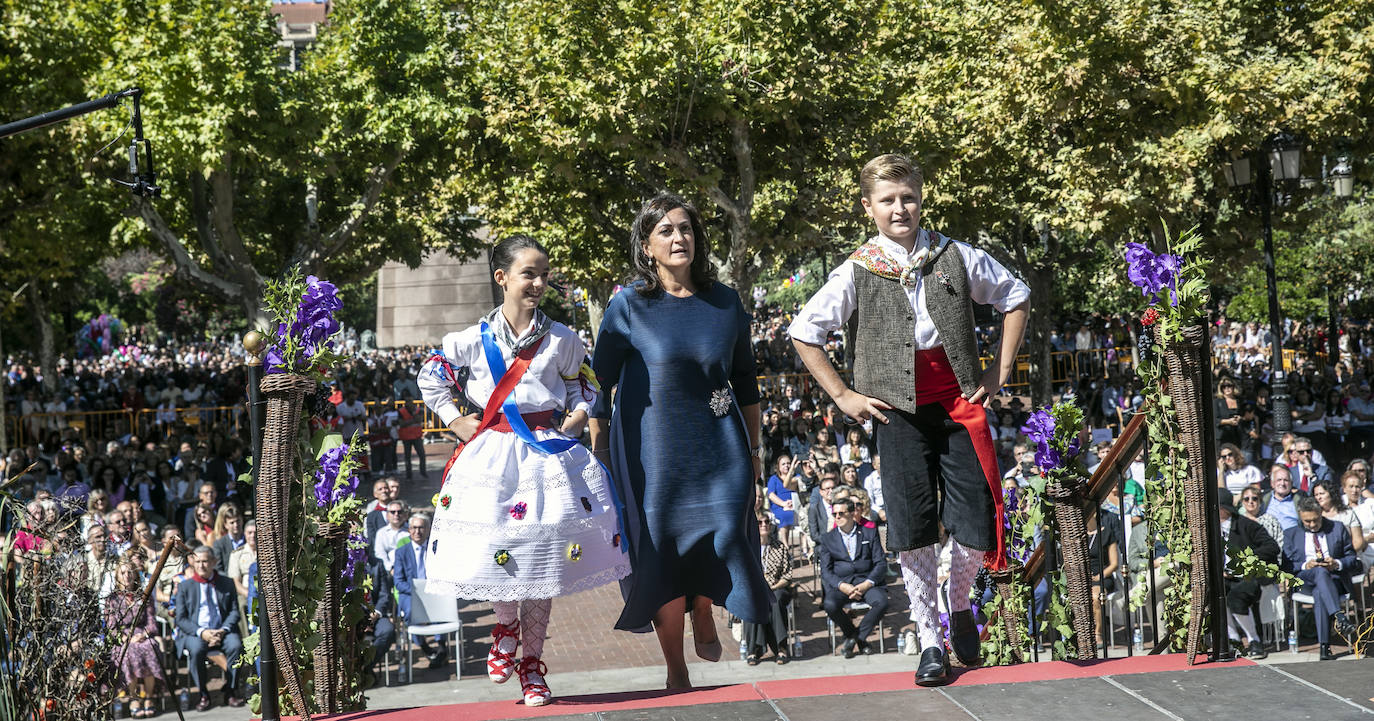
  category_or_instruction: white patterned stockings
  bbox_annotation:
[493,598,553,659]
[899,541,985,651]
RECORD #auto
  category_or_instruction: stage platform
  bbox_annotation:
[267,656,1373,721]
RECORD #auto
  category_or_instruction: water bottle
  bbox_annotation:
[1132,627,1143,651]
[897,633,907,654]
[793,638,803,656]
[1288,628,1299,653]
[739,639,748,659]
[178,689,189,710]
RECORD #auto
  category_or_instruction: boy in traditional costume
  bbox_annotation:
[789,154,1029,686]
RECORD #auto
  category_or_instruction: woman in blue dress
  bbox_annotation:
[590,192,771,689]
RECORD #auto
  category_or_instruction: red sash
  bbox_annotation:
[440,336,547,484]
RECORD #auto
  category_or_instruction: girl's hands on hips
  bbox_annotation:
[449,413,480,443]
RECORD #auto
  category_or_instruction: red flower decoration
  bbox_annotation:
[84,658,95,669]
[86,672,97,683]
[46,699,56,711]
[510,502,528,520]
[1141,307,1160,326]
[440,494,452,509]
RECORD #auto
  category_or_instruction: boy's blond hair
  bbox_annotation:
[859,153,924,198]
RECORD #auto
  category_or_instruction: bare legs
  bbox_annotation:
[653,595,719,689]
[654,597,690,688]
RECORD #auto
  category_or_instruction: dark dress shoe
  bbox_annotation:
[842,637,858,659]
[1319,644,1338,661]
[1246,640,1267,659]
[430,649,449,668]
[225,693,245,708]
[195,694,212,712]
[857,639,875,655]
[914,646,951,687]
[1334,612,1356,642]
[949,610,981,666]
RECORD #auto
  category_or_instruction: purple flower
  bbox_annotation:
[312,444,358,508]
[266,275,343,374]
[1124,242,1182,307]
[1021,410,1055,445]
[343,533,368,589]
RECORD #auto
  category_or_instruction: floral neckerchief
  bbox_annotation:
[848,231,952,287]
[481,307,553,354]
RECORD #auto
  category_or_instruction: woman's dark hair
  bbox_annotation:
[627,192,716,296]
[1314,479,1348,512]
[489,234,548,276]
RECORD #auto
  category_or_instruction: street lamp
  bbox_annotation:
[1332,156,1355,198]
[1218,132,1305,435]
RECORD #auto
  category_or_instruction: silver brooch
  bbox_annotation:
[709,387,733,417]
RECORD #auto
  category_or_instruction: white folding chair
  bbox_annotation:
[1290,588,1350,652]
[826,600,887,653]
[408,579,463,681]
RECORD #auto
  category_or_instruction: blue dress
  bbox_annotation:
[592,282,772,630]
[766,475,797,528]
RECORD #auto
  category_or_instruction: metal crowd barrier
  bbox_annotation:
[5,347,1146,448]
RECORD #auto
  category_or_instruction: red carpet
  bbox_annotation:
[278,655,1255,721]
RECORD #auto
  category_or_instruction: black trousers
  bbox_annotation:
[743,587,792,655]
[876,404,997,553]
[823,585,888,642]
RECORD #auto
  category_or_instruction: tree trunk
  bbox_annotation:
[584,279,614,344]
[1023,267,1054,407]
[30,286,56,394]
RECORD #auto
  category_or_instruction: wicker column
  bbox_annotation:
[989,565,1024,664]
[1045,476,1097,660]
[257,372,315,720]
[313,522,347,713]
[1158,324,1212,664]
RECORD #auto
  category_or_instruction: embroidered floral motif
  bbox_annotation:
[567,543,583,562]
[612,533,621,548]
[431,539,438,553]
[849,234,941,285]
[430,492,441,508]
[494,549,512,566]
[580,496,593,512]
[510,502,528,520]
[898,265,919,288]
[709,388,733,417]
[935,270,956,294]
[439,494,452,509]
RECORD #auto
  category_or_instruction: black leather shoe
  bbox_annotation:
[842,637,858,659]
[914,646,951,687]
[1246,640,1267,659]
[195,694,212,713]
[1334,612,1356,642]
[858,639,875,655]
[949,610,981,666]
[1319,644,1338,661]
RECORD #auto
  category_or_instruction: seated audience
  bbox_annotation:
[174,546,245,710]
[742,519,793,665]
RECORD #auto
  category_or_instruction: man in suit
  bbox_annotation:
[818,497,888,658]
[175,546,244,711]
[1284,437,1333,493]
[1218,489,1279,658]
[807,475,838,549]
[393,512,447,666]
[1281,497,1358,659]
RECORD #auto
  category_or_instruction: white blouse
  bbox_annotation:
[788,230,1030,349]
[418,315,593,428]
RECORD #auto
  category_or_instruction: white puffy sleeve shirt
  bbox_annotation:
[417,319,594,428]
[788,231,1031,350]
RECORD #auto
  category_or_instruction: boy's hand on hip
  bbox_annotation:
[964,366,1006,407]
[449,413,480,443]
[836,390,891,424]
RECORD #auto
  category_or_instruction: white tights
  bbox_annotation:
[899,540,984,651]
[492,598,553,659]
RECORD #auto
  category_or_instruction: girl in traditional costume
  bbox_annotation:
[417,236,630,706]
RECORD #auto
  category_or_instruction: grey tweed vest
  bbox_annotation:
[849,237,983,414]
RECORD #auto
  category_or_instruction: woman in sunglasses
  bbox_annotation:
[1217,443,1262,495]
[1237,484,1284,554]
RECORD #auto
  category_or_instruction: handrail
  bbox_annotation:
[1019,410,1147,590]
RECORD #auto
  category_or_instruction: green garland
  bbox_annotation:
[1127,226,1208,651]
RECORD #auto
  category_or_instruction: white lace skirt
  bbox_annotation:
[425,427,631,602]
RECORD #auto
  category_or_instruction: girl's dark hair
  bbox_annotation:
[628,192,716,296]
[489,234,548,276]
